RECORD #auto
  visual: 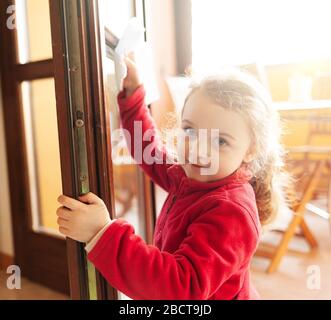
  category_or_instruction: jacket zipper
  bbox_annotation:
[158,177,186,243]
[159,194,177,235]
[166,195,177,214]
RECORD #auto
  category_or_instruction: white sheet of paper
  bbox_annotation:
[114,18,159,105]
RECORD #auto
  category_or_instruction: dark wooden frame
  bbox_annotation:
[49,0,94,299]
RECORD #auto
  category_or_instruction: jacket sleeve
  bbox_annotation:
[117,85,173,192]
[87,200,259,300]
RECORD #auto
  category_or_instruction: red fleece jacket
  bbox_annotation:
[87,85,262,300]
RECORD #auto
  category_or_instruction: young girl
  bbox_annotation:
[56,57,287,300]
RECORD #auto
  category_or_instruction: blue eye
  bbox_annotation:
[218,138,226,146]
[212,137,227,148]
[183,127,197,137]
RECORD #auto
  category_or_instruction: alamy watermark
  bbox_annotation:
[112,121,222,176]
[1,265,21,290]
[6,5,16,30]
[306,265,321,290]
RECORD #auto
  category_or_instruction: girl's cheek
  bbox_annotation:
[204,152,221,176]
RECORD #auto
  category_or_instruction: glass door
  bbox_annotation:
[97,0,155,299]
[49,0,155,299]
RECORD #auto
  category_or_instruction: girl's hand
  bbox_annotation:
[122,53,142,98]
[56,192,111,243]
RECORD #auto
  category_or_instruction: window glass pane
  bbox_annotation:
[21,78,62,235]
[16,0,53,63]
[103,51,146,301]
[104,58,147,240]
[99,1,148,299]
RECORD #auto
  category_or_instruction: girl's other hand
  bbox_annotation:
[56,192,112,243]
[122,53,142,98]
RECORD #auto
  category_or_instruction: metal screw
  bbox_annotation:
[75,119,85,128]
[80,174,86,181]
[71,66,79,72]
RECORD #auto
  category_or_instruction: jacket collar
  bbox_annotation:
[167,164,253,197]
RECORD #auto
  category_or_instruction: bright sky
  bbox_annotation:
[192,0,331,72]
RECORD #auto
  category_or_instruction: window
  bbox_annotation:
[16,0,53,63]
[191,0,331,72]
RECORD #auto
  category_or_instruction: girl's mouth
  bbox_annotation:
[186,161,212,169]
[191,163,204,168]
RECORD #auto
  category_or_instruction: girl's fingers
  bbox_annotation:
[57,218,70,233]
[58,226,69,236]
[57,195,83,210]
[56,206,71,220]
[78,192,103,205]
[57,217,70,228]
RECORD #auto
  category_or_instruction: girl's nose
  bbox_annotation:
[198,134,212,163]
[197,155,211,167]
[188,140,211,166]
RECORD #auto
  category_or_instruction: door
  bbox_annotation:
[0,0,155,299]
[49,0,155,299]
[0,0,69,294]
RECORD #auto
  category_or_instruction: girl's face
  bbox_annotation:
[178,88,254,183]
